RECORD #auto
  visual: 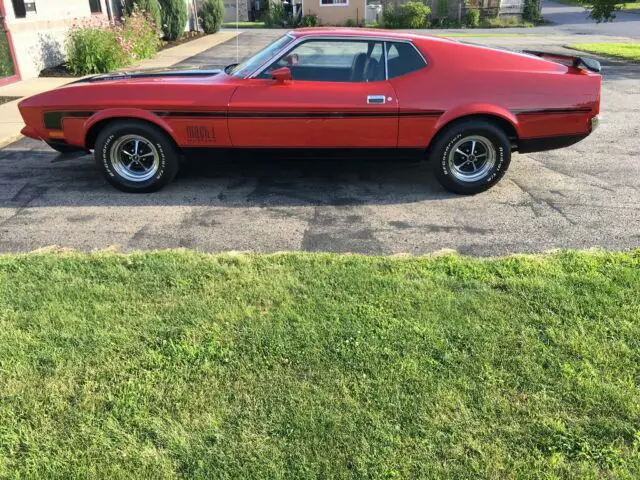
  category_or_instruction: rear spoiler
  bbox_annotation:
[523,50,602,73]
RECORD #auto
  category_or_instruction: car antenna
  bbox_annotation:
[236,0,239,64]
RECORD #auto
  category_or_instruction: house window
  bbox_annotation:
[320,0,348,5]
[12,0,27,18]
[88,0,102,13]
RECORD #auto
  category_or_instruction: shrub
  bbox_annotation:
[124,0,162,32]
[401,1,430,28]
[159,0,188,40]
[0,32,15,77]
[66,26,129,75]
[199,0,224,33]
[345,18,357,27]
[382,2,430,28]
[264,1,287,27]
[382,5,400,28]
[437,0,449,18]
[122,5,161,59]
[523,0,540,22]
[301,14,319,27]
[465,8,480,27]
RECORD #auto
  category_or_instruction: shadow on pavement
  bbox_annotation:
[0,141,458,208]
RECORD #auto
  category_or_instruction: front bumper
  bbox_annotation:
[20,125,41,140]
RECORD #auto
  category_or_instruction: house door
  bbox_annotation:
[0,0,19,85]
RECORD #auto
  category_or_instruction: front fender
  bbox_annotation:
[75,108,178,148]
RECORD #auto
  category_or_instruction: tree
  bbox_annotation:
[199,0,224,34]
[124,0,162,31]
[158,0,188,41]
[581,0,620,23]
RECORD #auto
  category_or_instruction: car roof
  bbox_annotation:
[289,27,456,44]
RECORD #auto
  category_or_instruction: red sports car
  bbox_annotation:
[18,28,601,194]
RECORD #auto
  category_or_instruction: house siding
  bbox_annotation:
[223,0,250,22]
[3,0,110,80]
[303,0,366,26]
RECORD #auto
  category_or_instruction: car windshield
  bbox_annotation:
[228,34,295,79]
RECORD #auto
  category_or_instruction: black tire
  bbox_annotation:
[46,142,84,154]
[430,119,511,195]
[94,120,179,193]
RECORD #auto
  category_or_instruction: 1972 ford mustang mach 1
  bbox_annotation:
[18,28,601,194]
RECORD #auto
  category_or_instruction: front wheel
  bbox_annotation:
[94,120,179,193]
[430,120,511,195]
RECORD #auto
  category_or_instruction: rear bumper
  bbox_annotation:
[517,133,589,154]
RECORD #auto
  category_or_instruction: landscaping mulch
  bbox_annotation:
[0,96,21,105]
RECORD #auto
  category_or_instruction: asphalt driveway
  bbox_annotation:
[0,31,638,255]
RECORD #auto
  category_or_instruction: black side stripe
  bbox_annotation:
[153,111,226,118]
[155,110,444,119]
[44,111,95,130]
[513,108,592,115]
[44,109,445,129]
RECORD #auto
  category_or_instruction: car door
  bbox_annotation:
[228,39,398,148]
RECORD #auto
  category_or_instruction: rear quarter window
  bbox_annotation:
[386,42,426,79]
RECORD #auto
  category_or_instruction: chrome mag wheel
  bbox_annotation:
[110,135,160,183]
[448,135,496,183]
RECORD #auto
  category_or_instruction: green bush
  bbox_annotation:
[437,0,449,17]
[382,5,400,28]
[159,0,188,40]
[523,0,540,22]
[199,0,224,33]
[301,14,319,27]
[124,0,162,31]
[264,1,287,27]
[122,5,161,60]
[66,26,129,75]
[0,32,15,77]
[465,8,480,27]
[345,18,357,27]
[382,2,430,28]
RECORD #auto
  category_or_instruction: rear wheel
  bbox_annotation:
[430,119,511,195]
[95,120,179,193]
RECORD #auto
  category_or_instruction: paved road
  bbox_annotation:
[541,0,640,39]
[1,32,639,255]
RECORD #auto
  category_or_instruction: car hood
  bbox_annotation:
[67,67,223,85]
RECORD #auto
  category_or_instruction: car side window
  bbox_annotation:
[386,42,426,79]
[258,40,386,83]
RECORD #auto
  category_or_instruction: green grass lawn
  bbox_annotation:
[553,0,640,9]
[437,32,540,37]
[1,250,639,478]
[570,42,640,61]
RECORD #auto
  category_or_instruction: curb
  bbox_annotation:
[0,132,23,149]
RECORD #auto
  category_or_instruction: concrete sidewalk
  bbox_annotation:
[0,31,239,148]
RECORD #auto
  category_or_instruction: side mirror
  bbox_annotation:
[271,67,292,83]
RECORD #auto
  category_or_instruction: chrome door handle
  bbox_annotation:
[367,95,386,105]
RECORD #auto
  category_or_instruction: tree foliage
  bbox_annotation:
[158,0,188,40]
[584,0,620,23]
[199,0,224,34]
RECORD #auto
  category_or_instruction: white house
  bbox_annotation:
[0,0,202,85]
